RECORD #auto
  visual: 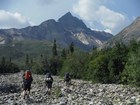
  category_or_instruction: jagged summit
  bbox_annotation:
[58,12,73,21]
[0,12,113,51]
[58,12,87,30]
[40,19,56,26]
[134,16,140,22]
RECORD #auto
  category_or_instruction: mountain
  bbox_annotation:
[0,12,113,51]
[104,17,140,48]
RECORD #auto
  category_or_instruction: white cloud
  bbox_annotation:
[91,28,112,34]
[104,29,112,34]
[73,0,99,21]
[0,10,31,29]
[73,0,126,34]
[97,6,125,29]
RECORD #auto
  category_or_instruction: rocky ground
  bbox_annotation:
[0,72,140,105]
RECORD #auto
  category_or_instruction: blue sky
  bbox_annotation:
[0,0,140,35]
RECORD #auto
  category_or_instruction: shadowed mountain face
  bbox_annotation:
[104,17,140,48]
[0,12,113,51]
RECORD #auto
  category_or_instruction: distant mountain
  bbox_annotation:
[0,12,113,51]
[104,17,140,48]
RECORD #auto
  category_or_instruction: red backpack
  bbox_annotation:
[25,70,31,80]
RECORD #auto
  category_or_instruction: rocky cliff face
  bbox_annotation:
[0,72,140,105]
[0,12,113,51]
[104,17,140,48]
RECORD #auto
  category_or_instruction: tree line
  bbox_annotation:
[0,57,19,73]
[0,39,140,86]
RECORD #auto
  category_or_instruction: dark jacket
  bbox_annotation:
[44,73,53,83]
[64,73,71,82]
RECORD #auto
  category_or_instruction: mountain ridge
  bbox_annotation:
[103,16,140,48]
[0,12,113,51]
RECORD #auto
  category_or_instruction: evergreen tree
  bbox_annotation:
[0,57,6,73]
[30,58,33,65]
[122,41,140,86]
[1,56,6,66]
[49,56,62,75]
[9,57,12,63]
[69,42,74,54]
[50,39,60,75]
[0,56,19,73]
[42,56,50,74]
[52,39,57,56]
[108,42,128,83]
[61,48,66,59]
[26,54,29,66]
[25,54,31,69]
[92,46,97,51]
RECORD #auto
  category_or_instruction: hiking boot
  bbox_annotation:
[48,91,51,95]
[27,95,30,99]
[23,96,25,99]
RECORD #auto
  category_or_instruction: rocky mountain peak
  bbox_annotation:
[0,12,113,51]
[118,16,140,38]
[130,17,140,29]
[103,16,140,48]
[134,17,140,22]
[40,19,56,27]
[58,12,87,30]
[58,12,73,21]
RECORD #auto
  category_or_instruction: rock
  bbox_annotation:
[136,98,140,104]
[89,101,94,105]
[0,72,140,105]
[60,98,68,105]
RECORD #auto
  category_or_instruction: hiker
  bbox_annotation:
[22,70,33,99]
[64,73,71,87]
[44,73,53,94]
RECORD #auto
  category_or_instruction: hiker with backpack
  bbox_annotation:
[64,73,71,87]
[22,70,33,99]
[44,73,53,94]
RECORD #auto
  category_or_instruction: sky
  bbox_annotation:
[0,0,140,35]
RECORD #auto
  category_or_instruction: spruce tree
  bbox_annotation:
[25,54,30,69]
[61,48,66,59]
[52,39,57,56]
[69,42,74,54]
[0,57,6,73]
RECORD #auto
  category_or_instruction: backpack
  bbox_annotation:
[65,73,70,81]
[25,70,31,80]
[45,73,52,82]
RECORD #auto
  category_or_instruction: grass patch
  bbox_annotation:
[53,86,61,98]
